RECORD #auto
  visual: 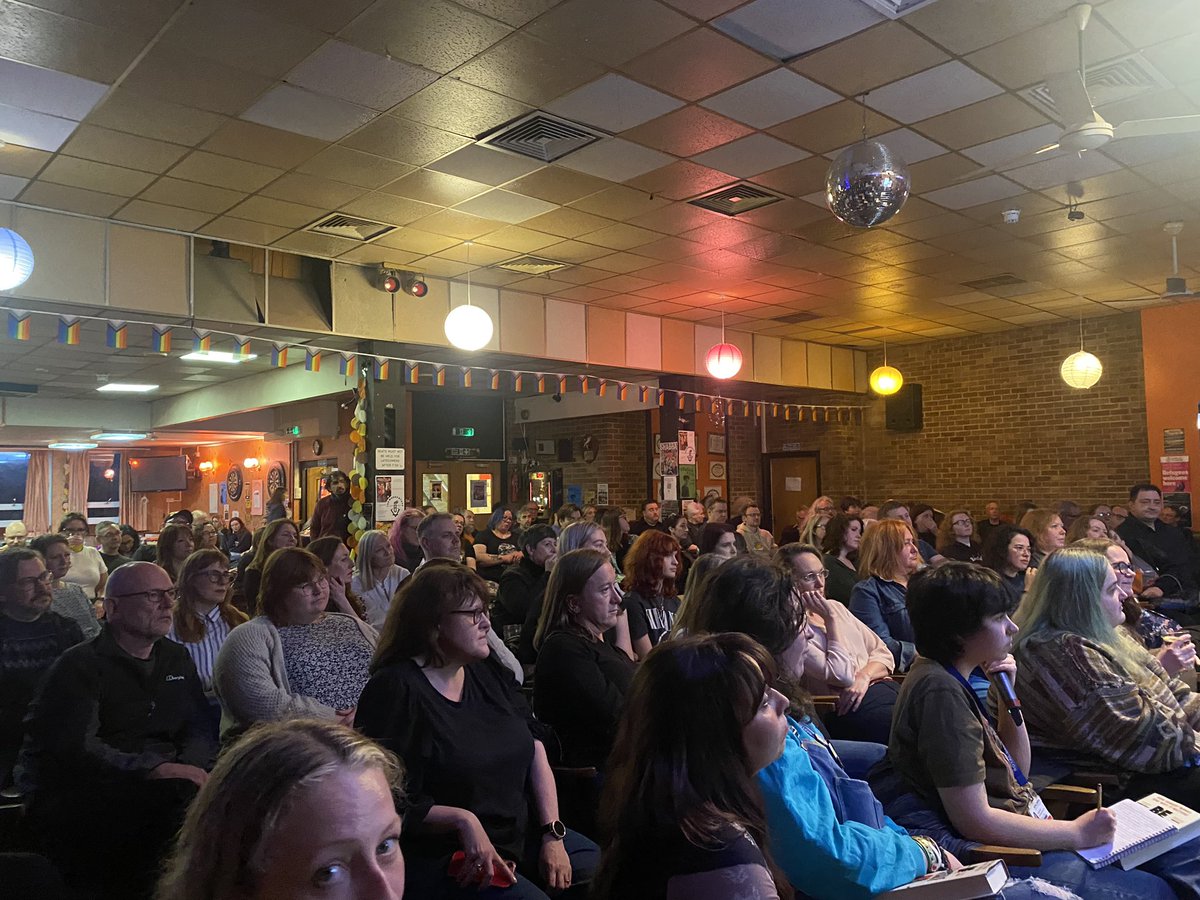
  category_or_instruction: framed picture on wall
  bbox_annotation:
[708,433,726,455]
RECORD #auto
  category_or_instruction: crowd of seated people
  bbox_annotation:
[7,485,1200,899]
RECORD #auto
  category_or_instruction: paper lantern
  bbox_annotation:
[869,365,903,396]
[0,228,34,291]
[1060,351,1102,389]
[444,304,493,351]
[705,342,743,379]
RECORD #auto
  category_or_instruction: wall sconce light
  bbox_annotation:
[103,467,115,480]
[243,457,261,470]
[198,460,215,474]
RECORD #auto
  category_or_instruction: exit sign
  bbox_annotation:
[451,427,475,437]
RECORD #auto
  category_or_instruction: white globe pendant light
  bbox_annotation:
[1061,317,1102,389]
[443,241,493,351]
[0,227,34,291]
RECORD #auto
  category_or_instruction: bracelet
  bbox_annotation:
[912,836,946,873]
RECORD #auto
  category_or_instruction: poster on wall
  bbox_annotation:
[467,474,493,514]
[596,483,609,505]
[678,431,696,465]
[678,464,697,499]
[251,481,263,516]
[208,483,218,514]
[219,482,228,505]
[1162,456,1190,493]
[566,484,583,506]
[663,475,678,502]
[421,474,450,513]
[660,441,678,476]
[375,475,405,521]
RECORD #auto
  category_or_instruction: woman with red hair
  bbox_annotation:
[622,530,682,661]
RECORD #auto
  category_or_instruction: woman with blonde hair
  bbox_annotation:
[848,518,922,672]
[351,529,410,629]
[936,509,982,563]
[156,719,406,900]
[798,512,832,553]
[1018,508,1066,568]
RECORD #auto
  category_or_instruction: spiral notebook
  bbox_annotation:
[1076,798,1177,869]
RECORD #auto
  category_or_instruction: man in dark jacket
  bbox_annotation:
[19,562,216,898]
[1118,482,1199,602]
[310,469,352,541]
[628,498,669,538]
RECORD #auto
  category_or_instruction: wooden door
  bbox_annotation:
[765,453,820,534]
[300,459,338,527]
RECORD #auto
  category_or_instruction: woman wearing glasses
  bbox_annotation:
[357,562,599,900]
[776,543,898,744]
[58,512,107,601]
[169,550,247,736]
[214,547,377,740]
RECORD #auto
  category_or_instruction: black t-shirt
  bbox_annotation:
[941,541,983,563]
[355,658,536,862]
[474,529,520,582]
[98,552,131,573]
[625,589,681,649]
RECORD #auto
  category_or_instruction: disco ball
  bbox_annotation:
[825,139,911,228]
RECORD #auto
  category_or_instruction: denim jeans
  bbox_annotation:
[1010,848,1182,900]
[831,739,888,780]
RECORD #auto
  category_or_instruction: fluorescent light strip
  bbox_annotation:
[181,350,257,364]
[97,383,159,393]
[48,441,98,450]
[90,432,148,441]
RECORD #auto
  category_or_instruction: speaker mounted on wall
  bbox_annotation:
[885,383,923,432]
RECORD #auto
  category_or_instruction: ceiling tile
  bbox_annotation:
[260,173,367,209]
[381,169,490,206]
[198,120,327,170]
[113,200,213,232]
[391,81,533,140]
[621,105,754,156]
[286,40,439,111]
[408,209,505,240]
[474,225,562,253]
[864,61,1005,124]
[449,0,562,28]
[1004,151,1123,191]
[0,1,145,82]
[701,69,840,128]
[139,177,246,214]
[625,160,734,201]
[691,133,809,178]
[120,46,275,116]
[338,244,419,265]
[522,207,617,238]
[907,152,989,192]
[19,180,125,217]
[197,216,291,245]
[451,31,607,107]
[227,196,325,229]
[754,156,834,196]
[296,146,415,188]
[547,74,685,133]
[923,174,1027,210]
[768,100,900,154]
[913,94,1052,151]
[965,16,1126,91]
[0,103,79,152]
[249,0,376,34]
[829,128,948,165]
[87,90,227,146]
[712,0,882,60]
[0,57,107,121]
[453,189,559,223]
[791,21,949,94]
[903,0,1079,56]
[620,27,776,102]
[0,144,51,178]
[430,243,511,265]
[557,137,676,182]
[588,251,661,273]
[271,231,363,257]
[240,85,378,142]
[960,123,1064,169]
[39,156,156,196]
[626,201,714,233]
[504,167,611,205]
[525,0,694,67]
[576,222,664,251]
[168,151,284,193]
[374,227,459,255]
[59,125,189,174]
[427,144,544,185]
[0,173,28,200]
[159,0,326,78]
[340,0,511,73]
[337,193,441,225]
[341,116,471,165]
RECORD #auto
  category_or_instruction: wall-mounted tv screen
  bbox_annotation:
[411,394,505,461]
[129,456,188,492]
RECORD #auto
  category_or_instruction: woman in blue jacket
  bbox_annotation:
[849,519,922,672]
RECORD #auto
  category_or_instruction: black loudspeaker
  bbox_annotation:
[512,437,528,452]
[885,384,923,432]
[557,439,574,462]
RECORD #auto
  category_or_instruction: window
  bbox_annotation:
[87,453,121,524]
[0,451,29,527]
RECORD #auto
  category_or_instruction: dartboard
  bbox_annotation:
[267,462,286,499]
[227,466,244,501]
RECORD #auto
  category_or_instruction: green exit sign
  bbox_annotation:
[451,427,475,437]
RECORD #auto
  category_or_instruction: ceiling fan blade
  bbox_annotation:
[1045,70,1096,127]
[952,145,1062,183]
[1112,115,1200,140]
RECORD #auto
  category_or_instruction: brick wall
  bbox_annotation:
[506,405,650,516]
[861,312,1147,514]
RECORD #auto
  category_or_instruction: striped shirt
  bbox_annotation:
[168,605,233,693]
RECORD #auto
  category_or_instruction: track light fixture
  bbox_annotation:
[380,269,427,297]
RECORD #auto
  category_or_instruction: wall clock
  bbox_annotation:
[312,439,323,455]
[226,465,244,502]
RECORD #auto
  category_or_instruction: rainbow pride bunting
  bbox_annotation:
[404,362,419,384]
[270,343,288,368]
[152,325,172,353]
[6,310,30,341]
[514,373,524,392]
[489,370,500,390]
[373,357,389,381]
[596,379,607,397]
[235,337,252,359]
[106,321,128,350]
[57,316,80,345]
[618,383,628,401]
[304,349,321,372]
[435,366,446,387]
[338,353,356,376]
[638,385,650,404]
[461,368,472,389]
[556,375,567,394]
[536,374,547,394]
[192,330,212,353]
[579,375,590,393]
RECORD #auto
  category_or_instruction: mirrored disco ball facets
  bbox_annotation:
[825,140,911,228]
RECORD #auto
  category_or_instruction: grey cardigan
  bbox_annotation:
[213,613,378,739]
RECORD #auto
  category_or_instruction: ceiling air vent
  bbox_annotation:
[494,255,570,276]
[1022,54,1170,120]
[689,182,786,217]
[305,214,395,242]
[961,273,1026,290]
[776,311,820,325]
[478,112,606,163]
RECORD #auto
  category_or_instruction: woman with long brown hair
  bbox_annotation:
[622,530,682,661]
[240,518,299,613]
[155,521,195,583]
[308,536,367,621]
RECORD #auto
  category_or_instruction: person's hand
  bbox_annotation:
[456,815,516,889]
[539,839,572,892]
[1142,586,1165,600]
[148,762,208,787]
[800,589,834,620]
[1158,636,1197,676]
[1072,807,1117,849]
[92,600,105,620]
[335,706,357,725]
[982,654,1017,680]
[836,673,870,715]
[943,850,963,872]
[1023,567,1038,593]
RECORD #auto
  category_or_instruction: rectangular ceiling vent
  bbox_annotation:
[776,311,820,324]
[478,112,606,163]
[494,255,570,275]
[306,214,395,242]
[689,182,786,216]
[961,273,1026,290]
[1022,55,1170,120]
[853,0,941,18]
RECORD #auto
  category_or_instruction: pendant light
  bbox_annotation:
[1060,316,1102,389]
[705,301,742,380]
[0,227,34,291]
[444,241,493,351]
[869,341,903,395]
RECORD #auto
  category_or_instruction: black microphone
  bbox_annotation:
[992,671,1023,726]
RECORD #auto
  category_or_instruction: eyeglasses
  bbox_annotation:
[1112,562,1135,576]
[448,608,488,625]
[16,572,53,590]
[1096,512,1111,519]
[293,580,326,597]
[111,589,176,604]
[196,571,234,584]
[796,569,829,584]
[61,527,87,535]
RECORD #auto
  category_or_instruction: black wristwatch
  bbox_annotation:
[540,820,566,840]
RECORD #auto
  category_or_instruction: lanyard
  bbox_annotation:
[793,716,843,767]
[942,664,1030,788]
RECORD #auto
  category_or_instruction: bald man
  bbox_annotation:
[19,562,215,897]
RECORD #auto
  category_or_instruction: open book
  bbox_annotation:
[1076,794,1197,869]
[1117,793,1200,870]
[878,859,1009,899]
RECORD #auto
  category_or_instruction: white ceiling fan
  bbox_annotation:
[962,4,1200,177]
[1107,222,1200,305]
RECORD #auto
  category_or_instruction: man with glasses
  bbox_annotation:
[18,561,215,898]
[95,520,131,573]
[0,549,84,789]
